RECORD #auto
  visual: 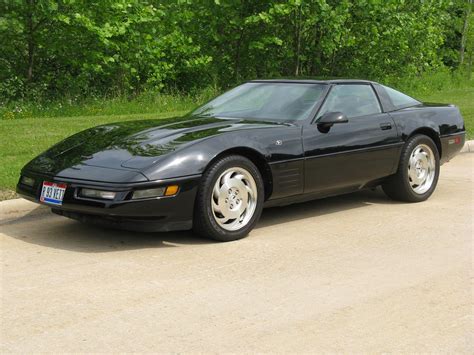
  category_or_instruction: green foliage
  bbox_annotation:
[0,0,212,102]
[0,0,472,104]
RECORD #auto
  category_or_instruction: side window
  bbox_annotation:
[318,84,381,119]
[382,85,420,109]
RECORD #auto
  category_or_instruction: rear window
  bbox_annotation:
[382,85,420,109]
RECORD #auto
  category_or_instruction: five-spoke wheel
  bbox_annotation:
[407,144,436,194]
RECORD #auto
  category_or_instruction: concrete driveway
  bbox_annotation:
[1,154,472,353]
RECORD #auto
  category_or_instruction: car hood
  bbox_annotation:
[24,115,289,177]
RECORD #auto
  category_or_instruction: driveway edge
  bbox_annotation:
[460,139,474,154]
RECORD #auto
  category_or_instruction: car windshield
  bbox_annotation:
[192,82,326,121]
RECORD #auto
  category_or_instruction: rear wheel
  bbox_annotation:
[382,134,440,202]
[193,155,264,241]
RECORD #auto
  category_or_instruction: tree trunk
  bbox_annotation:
[294,6,302,76]
[233,29,244,81]
[233,0,245,82]
[460,0,472,65]
[25,0,36,82]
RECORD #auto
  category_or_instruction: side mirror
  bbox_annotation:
[316,111,348,133]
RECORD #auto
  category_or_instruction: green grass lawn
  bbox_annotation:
[0,87,472,199]
[0,110,187,199]
[417,87,473,139]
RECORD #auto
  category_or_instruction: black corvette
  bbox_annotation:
[18,80,465,241]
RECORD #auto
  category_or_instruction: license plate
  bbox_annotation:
[40,181,67,206]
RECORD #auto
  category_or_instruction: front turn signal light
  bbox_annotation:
[164,185,179,196]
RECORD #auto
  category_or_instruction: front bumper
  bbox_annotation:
[16,172,201,232]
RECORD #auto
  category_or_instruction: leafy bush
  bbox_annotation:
[0,0,472,103]
[0,86,220,120]
[382,67,474,98]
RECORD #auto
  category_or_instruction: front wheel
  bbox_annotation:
[193,155,264,241]
[382,134,440,202]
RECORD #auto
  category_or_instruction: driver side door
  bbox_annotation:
[303,83,402,194]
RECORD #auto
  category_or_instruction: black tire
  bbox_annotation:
[193,155,265,242]
[382,134,440,202]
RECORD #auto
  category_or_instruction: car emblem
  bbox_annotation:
[275,140,283,146]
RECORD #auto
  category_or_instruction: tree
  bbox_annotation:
[0,0,469,103]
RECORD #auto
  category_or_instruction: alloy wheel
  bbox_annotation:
[407,143,436,194]
[210,167,258,231]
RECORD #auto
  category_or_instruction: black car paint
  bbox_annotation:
[17,80,465,231]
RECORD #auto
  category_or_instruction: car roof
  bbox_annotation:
[250,78,377,85]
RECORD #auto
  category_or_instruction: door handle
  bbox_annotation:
[380,122,392,130]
